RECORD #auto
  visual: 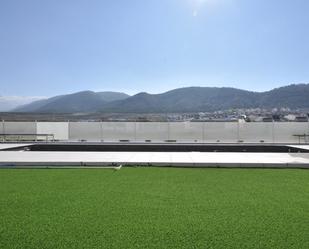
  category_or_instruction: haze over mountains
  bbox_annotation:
[10,84,309,113]
[0,96,46,112]
[14,92,129,113]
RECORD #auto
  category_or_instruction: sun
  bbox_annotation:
[189,0,219,17]
[192,0,211,5]
[189,0,210,17]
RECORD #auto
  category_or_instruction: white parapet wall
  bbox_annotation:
[101,122,136,141]
[203,122,238,143]
[3,121,37,134]
[1,121,309,143]
[169,122,204,142]
[135,122,169,142]
[37,122,69,140]
[238,122,274,143]
[69,122,101,141]
[273,122,309,143]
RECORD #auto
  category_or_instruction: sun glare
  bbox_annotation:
[189,0,226,17]
[189,0,212,17]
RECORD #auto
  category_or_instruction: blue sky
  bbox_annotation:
[1,0,309,96]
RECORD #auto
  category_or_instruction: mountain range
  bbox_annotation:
[11,84,309,113]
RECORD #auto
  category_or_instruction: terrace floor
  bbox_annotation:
[0,143,309,168]
[0,143,33,150]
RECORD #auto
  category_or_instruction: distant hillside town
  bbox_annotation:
[1,107,309,122]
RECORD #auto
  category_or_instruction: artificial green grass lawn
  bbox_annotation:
[0,168,308,249]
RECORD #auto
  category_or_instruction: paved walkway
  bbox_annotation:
[288,145,309,151]
[0,143,33,150]
[0,151,308,168]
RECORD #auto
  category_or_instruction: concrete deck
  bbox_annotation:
[288,145,309,151]
[0,143,33,150]
[0,151,309,168]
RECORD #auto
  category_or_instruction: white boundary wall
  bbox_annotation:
[69,122,101,141]
[37,122,69,140]
[136,122,168,141]
[3,122,37,134]
[204,122,238,143]
[239,122,274,143]
[1,121,309,143]
[169,122,203,142]
[101,122,135,141]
